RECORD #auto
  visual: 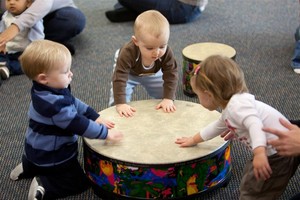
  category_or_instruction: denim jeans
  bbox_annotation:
[291,41,300,69]
[109,49,164,106]
[118,0,201,24]
[0,52,22,75]
[43,7,86,43]
[291,26,300,69]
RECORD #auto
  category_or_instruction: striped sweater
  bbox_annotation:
[24,81,108,167]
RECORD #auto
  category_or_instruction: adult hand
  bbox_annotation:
[264,118,300,156]
[0,43,6,53]
[0,24,19,46]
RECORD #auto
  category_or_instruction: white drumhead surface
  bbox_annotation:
[182,42,236,62]
[84,100,226,165]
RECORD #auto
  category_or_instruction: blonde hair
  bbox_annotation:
[133,10,170,40]
[191,55,248,107]
[20,40,71,80]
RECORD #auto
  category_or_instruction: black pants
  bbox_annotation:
[290,120,300,127]
[22,155,90,199]
[288,120,300,200]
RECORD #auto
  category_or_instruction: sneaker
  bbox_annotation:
[0,66,9,80]
[105,7,137,23]
[10,163,24,181]
[294,68,300,74]
[200,0,208,12]
[28,177,45,200]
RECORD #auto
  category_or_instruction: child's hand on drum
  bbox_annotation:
[176,133,204,147]
[106,129,123,142]
[95,117,115,129]
[156,99,176,113]
[175,136,197,147]
[116,104,136,117]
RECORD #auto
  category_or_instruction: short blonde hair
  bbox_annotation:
[20,40,71,80]
[134,10,170,40]
[191,55,248,106]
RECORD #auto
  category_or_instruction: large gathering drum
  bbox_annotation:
[182,42,236,97]
[83,100,231,199]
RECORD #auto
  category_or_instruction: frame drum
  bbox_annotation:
[182,42,236,97]
[83,100,231,199]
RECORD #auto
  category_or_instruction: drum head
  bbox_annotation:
[84,100,226,165]
[182,42,236,63]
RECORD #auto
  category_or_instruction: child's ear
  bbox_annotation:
[204,90,214,98]
[131,35,138,46]
[36,73,48,85]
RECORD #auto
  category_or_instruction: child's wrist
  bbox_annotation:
[192,136,198,145]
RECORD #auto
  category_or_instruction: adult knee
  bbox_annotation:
[44,7,86,42]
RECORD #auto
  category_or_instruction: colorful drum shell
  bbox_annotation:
[83,100,231,199]
[182,42,236,97]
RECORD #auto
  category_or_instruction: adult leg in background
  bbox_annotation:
[43,7,86,54]
[291,25,300,74]
[112,0,201,24]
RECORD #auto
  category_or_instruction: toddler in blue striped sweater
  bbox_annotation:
[10,39,123,200]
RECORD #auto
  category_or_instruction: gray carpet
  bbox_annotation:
[1,0,300,199]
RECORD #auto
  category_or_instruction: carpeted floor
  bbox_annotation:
[1,0,300,199]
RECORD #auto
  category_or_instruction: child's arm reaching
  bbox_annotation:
[176,119,227,147]
[156,98,176,113]
[0,43,5,53]
[95,116,115,129]
[252,146,272,181]
[175,132,204,147]
[106,129,123,142]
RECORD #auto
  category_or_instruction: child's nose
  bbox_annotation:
[153,49,159,57]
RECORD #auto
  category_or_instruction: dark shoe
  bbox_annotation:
[10,163,24,181]
[28,177,45,200]
[105,7,137,23]
[290,119,300,127]
[62,42,75,55]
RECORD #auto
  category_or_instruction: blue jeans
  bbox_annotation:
[43,7,86,43]
[291,41,300,69]
[109,71,164,106]
[118,0,201,24]
[0,52,22,75]
[109,49,164,106]
[291,26,300,70]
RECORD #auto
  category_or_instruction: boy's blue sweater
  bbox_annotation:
[24,81,108,167]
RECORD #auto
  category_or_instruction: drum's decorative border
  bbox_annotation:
[182,51,236,97]
[182,59,200,96]
[83,141,231,199]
